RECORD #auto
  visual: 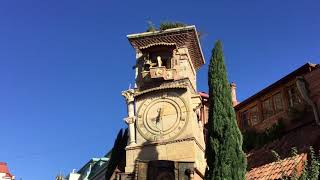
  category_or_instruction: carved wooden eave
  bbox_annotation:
[127,25,205,71]
[139,42,176,50]
[125,137,205,152]
[133,78,196,97]
[133,85,187,98]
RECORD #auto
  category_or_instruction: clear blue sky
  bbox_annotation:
[0,1,319,179]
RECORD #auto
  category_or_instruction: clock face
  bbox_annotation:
[137,92,188,141]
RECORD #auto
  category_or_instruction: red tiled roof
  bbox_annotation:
[0,162,13,178]
[199,92,209,99]
[247,120,320,170]
[246,153,307,180]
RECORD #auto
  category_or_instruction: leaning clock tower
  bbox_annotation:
[121,26,206,180]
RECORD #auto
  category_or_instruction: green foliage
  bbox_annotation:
[146,21,156,32]
[105,129,128,180]
[299,147,320,180]
[291,147,298,156]
[290,147,299,180]
[271,150,281,161]
[146,21,187,32]
[205,40,247,180]
[159,21,187,30]
[272,147,320,180]
[242,120,285,152]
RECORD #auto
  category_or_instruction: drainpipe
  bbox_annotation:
[296,76,320,126]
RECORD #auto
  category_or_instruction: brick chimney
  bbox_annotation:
[230,82,239,107]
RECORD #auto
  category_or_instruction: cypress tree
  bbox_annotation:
[205,40,246,180]
[105,129,128,180]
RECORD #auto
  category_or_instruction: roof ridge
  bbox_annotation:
[127,25,196,38]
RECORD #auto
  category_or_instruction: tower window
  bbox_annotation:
[250,106,260,126]
[241,110,250,129]
[142,46,174,71]
[261,92,284,120]
[149,50,172,69]
[240,105,260,128]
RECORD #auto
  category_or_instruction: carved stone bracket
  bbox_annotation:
[125,137,205,152]
[124,116,136,124]
[122,89,135,103]
[191,94,202,111]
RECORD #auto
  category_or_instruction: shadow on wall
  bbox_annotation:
[137,141,159,161]
[135,142,175,180]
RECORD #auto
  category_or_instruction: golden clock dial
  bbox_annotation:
[137,92,188,141]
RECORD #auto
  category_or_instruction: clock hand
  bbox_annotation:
[148,108,162,133]
[160,106,164,134]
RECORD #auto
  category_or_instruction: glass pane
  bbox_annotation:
[262,98,274,119]
[250,106,260,126]
[273,93,283,113]
[241,111,249,128]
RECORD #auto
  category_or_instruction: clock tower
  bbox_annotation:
[121,26,206,180]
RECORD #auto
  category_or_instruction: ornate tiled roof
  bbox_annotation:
[127,26,205,71]
[199,92,209,99]
[139,42,176,50]
[246,153,307,180]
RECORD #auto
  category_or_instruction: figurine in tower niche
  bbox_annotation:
[143,54,156,71]
[156,56,162,67]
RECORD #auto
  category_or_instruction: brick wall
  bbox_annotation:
[304,68,320,110]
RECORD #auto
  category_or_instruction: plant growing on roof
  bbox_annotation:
[205,40,246,180]
[159,21,187,30]
[298,147,320,180]
[146,21,187,32]
[146,21,156,32]
[271,147,319,180]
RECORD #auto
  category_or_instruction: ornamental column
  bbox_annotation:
[122,89,136,146]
